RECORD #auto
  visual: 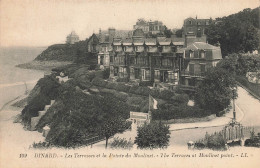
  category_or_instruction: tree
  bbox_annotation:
[175,28,183,38]
[194,67,237,113]
[99,117,127,148]
[205,7,260,56]
[216,53,238,75]
[163,26,173,38]
[134,122,170,149]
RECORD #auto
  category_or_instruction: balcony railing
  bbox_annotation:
[181,71,205,78]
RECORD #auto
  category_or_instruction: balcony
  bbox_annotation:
[180,85,196,91]
[153,64,175,70]
[181,71,205,78]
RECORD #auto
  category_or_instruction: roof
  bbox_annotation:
[145,38,157,45]
[176,47,185,53]
[99,29,131,43]
[186,42,219,50]
[133,29,145,37]
[122,38,133,45]
[112,38,122,45]
[133,38,145,45]
[171,37,185,45]
[158,37,172,45]
[115,30,131,39]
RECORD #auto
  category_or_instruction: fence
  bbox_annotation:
[85,135,105,146]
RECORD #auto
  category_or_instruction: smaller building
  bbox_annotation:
[128,111,151,126]
[133,18,165,35]
[66,31,80,44]
[180,42,222,90]
[183,17,211,37]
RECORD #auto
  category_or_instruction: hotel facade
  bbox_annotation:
[95,19,222,91]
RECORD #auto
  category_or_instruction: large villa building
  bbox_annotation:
[92,18,222,91]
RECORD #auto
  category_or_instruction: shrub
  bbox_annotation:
[92,78,108,87]
[194,142,206,150]
[172,94,189,104]
[31,141,52,149]
[135,122,170,149]
[139,81,153,87]
[153,104,211,120]
[114,92,129,102]
[126,96,144,105]
[102,68,110,79]
[159,90,175,100]
[129,85,139,94]
[88,72,96,82]
[106,82,118,90]
[150,89,160,98]
[88,64,97,70]
[206,132,226,150]
[110,137,134,149]
[135,86,150,96]
[235,75,249,87]
[116,77,129,83]
[116,83,131,92]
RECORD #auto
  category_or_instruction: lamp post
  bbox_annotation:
[232,88,237,124]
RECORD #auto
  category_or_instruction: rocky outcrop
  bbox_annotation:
[34,40,89,62]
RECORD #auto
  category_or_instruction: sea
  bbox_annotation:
[0,46,46,108]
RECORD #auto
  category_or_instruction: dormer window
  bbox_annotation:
[189,20,192,25]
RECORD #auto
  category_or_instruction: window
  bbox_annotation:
[155,58,161,66]
[141,69,150,80]
[110,56,113,63]
[110,66,114,76]
[189,64,195,75]
[130,68,134,74]
[130,57,135,64]
[146,70,151,80]
[200,64,206,74]
[154,70,160,79]
[200,50,205,58]
[189,20,192,25]
[163,46,170,52]
[206,21,209,25]
[168,71,174,83]
[190,51,194,58]
[162,58,172,67]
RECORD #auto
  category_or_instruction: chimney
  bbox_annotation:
[108,27,116,42]
[99,28,102,40]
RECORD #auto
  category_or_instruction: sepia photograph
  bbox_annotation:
[0,0,260,167]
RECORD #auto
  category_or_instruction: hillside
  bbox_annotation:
[206,7,260,56]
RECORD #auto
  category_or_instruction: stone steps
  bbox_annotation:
[30,100,55,131]
[38,111,47,117]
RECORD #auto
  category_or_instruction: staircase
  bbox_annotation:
[30,100,55,131]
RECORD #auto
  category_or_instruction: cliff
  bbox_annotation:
[35,40,88,62]
[17,39,97,72]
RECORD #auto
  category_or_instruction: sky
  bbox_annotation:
[0,0,259,47]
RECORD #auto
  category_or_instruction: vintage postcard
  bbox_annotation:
[0,0,260,167]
